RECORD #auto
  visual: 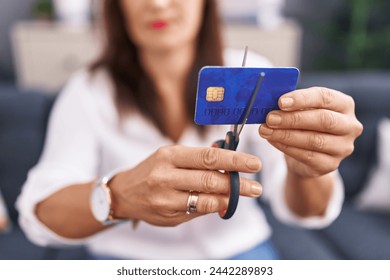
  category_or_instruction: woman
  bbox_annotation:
[17,0,362,259]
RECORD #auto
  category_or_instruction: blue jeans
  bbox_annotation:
[229,240,280,260]
[90,240,279,260]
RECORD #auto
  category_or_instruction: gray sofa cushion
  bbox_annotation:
[322,202,390,260]
[0,89,54,222]
[0,88,87,259]
[261,203,344,259]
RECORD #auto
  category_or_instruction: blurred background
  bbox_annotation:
[0,0,389,260]
[0,0,389,90]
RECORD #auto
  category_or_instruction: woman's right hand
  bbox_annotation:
[109,145,262,227]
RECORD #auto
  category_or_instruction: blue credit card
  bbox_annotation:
[194,67,299,125]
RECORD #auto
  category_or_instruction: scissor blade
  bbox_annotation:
[236,72,266,139]
[241,46,248,67]
[233,46,249,137]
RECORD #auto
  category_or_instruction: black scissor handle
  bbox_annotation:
[221,171,240,219]
[212,131,240,219]
[224,131,239,151]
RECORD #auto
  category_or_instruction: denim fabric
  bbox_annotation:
[90,240,279,260]
[229,240,279,260]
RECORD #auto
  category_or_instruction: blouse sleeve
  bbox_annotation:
[242,126,344,229]
[16,71,102,247]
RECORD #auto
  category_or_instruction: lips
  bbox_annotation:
[151,20,168,30]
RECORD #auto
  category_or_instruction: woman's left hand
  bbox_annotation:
[259,87,363,178]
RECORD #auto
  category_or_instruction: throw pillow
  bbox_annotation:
[355,118,390,212]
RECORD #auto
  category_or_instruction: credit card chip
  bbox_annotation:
[206,87,224,102]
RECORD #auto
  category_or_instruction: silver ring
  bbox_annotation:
[186,191,199,214]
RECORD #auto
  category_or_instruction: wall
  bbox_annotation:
[0,0,36,81]
[0,0,350,81]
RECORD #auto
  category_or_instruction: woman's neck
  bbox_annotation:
[139,44,196,97]
[139,44,197,142]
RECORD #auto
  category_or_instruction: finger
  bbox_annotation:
[268,140,340,175]
[168,146,262,173]
[259,126,354,157]
[176,191,230,214]
[279,87,355,113]
[170,169,262,198]
[264,109,349,135]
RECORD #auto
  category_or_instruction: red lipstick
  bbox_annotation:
[151,20,168,30]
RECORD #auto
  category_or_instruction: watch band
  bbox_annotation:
[100,175,116,225]
[94,171,123,225]
[92,170,139,229]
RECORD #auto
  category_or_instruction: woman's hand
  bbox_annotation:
[109,146,262,227]
[259,87,363,178]
[258,87,363,217]
[0,217,8,232]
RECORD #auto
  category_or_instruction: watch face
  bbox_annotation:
[91,186,110,222]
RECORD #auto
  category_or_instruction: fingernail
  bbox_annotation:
[267,113,282,126]
[260,125,274,137]
[246,157,260,171]
[280,97,294,109]
[219,209,227,217]
[251,183,262,196]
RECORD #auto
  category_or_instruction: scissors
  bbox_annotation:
[212,47,265,219]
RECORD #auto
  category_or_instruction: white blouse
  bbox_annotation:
[16,50,344,259]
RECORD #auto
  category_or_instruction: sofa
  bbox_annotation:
[0,71,389,259]
[0,85,88,259]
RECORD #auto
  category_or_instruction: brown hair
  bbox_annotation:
[91,0,224,136]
